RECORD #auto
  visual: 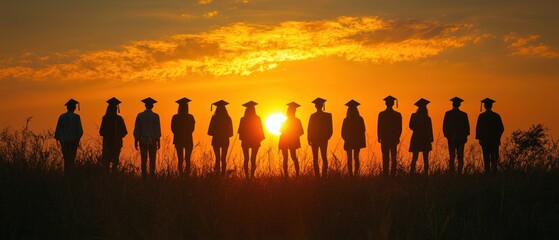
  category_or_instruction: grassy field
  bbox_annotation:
[1,124,559,239]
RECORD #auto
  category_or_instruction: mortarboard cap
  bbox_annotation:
[242,101,258,108]
[107,97,121,113]
[480,98,495,111]
[312,97,327,105]
[107,97,121,105]
[414,98,430,107]
[287,102,301,109]
[211,99,229,111]
[450,97,464,103]
[383,95,398,108]
[141,97,157,104]
[176,97,191,105]
[65,98,80,111]
[481,98,495,104]
[345,99,360,108]
[312,97,327,110]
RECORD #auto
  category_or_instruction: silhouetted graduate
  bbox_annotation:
[171,97,195,176]
[409,98,433,175]
[308,97,333,178]
[377,95,402,176]
[55,98,83,175]
[476,98,504,175]
[208,100,233,176]
[99,97,127,172]
[341,100,366,177]
[134,97,161,178]
[237,101,265,179]
[279,102,304,178]
[443,97,470,174]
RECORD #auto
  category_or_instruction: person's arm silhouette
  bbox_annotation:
[396,113,402,140]
[134,114,141,150]
[377,113,382,143]
[156,114,161,150]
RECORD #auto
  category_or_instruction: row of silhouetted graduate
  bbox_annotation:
[54,96,504,178]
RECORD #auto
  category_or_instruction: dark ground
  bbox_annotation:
[1,165,558,240]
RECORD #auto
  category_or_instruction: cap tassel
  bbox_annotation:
[78,103,80,111]
[396,99,398,108]
[480,103,482,112]
[117,105,120,113]
[323,103,325,111]
[211,104,213,111]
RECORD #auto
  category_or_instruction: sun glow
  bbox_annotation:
[265,113,287,135]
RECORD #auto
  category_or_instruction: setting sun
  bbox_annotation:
[265,113,287,135]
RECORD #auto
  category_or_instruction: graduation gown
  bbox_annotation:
[279,117,304,150]
[341,116,366,150]
[409,113,433,152]
[377,109,402,145]
[171,113,195,148]
[443,108,470,144]
[208,114,233,147]
[238,115,265,148]
[100,114,127,147]
[476,110,504,148]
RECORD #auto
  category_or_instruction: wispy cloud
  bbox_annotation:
[198,0,213,5]
[0,16,485,82]
[203,10,219,18]
[504,32,559,58]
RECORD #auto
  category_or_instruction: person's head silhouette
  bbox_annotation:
[383,95,397,109]
[106,97,121,115]
[65,99,79,112]
[212,100,229,116]
[450,96,463,109]
[312,97,327,112]
[345,99,360,117]
[481,98,495,112]
[176,97,191,114]
[242,101,257,116]
[286,102,301,117]
[141,97,157,110]
[414,98,430,115]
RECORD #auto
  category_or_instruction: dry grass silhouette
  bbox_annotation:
[1,120,558,239]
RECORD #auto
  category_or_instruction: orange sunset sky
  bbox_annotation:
[1,0,559,163]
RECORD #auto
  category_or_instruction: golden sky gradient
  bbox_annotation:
[1,0,559,166]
